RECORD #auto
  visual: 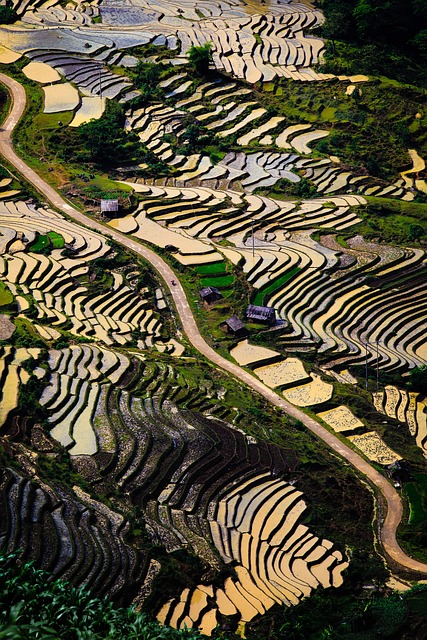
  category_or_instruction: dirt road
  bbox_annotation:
[1,71,426,575]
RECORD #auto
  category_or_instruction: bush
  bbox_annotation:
[188,43,213,75]
[0,4,18,24]
[0,551,203,639]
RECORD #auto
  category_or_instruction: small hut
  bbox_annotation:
[199,286,222,304]
[246,304,276,325]
[220,315,247,337]
[101,199,119,215]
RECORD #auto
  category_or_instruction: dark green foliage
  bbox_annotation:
[17,373,46,422]
[321,0,427,49]
[77,101,144,166]
[49,101,146,168]
[188,43,213,75]
[177,120,217,155]
[133,61,164,104]
[319,0,427,84]
[0,551,203,639]
[0,4,18,24]
[247,583,423,640]
[409,365,427,391]
[404,474,427,525]
[258,176,318,199]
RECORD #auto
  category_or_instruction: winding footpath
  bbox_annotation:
[1,72,426,576]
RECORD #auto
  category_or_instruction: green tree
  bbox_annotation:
[409,365,427,392]
[134,61,163,103]
[0,3,18,24]
[77,101,143,166]
[188,43,213,75]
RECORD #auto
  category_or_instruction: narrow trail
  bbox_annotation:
[1,71,426,576]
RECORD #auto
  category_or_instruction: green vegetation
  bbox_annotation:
[0,3,18,24]
[355,199,427,244]
[132,60,164,105]
[255,79,426,182]
[409,365,427,392]
[28,231,65,254]
[318,0,427,86]
[253,267,301,305]
[56,100,146,167]
[0,281,13,307]
[0,84,9,127]
[47,231,65,249]
[249,583,427,640]
[0,551,203,640]
[195,262,227,275]
[188,43,213,75]
[200,274,234,287]
[8,317,46,348]
[404,474,427,525]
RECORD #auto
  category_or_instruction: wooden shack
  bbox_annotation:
[199,286,223,304]
[246,304,276,325]
[220,315,247,337]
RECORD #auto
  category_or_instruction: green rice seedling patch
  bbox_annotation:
[47,231,65,249]
[0,281,13,306]
[200,274,234,287]
[253,267,301,305]
[28,234,50,253]
[404,474,427,525]
[195,261,227,275]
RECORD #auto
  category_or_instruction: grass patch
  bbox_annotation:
[33,110,74,129]
[28,232,65,253]
[253,267,301,305]
[404,474,427,525]
[195,261,227,275]
[0,282,13,306]
[28,234,51,253]
[47,231,65,249]
[200,274,234,287]
[406,586,427,615]
[8,317,45,348]
[355,198,427,244]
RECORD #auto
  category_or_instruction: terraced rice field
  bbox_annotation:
[43,83,79,113]
[123,76,411,199]
[317,405,364,433]
[0,346,39,428]
[0,200,171,350]
[347,432,401,466]
[373,386,427,458]
[0,344,348,631]
[0,0,426,635]
[110,183,427,377]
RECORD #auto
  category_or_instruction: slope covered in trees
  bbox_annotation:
[320,0,427,84]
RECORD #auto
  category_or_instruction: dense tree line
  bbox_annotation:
[318,0,427,82]
[320,0,426,50]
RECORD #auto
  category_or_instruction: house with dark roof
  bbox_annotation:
[199,286,222,304]
[246,304,276,325]
[220,315,247,337]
